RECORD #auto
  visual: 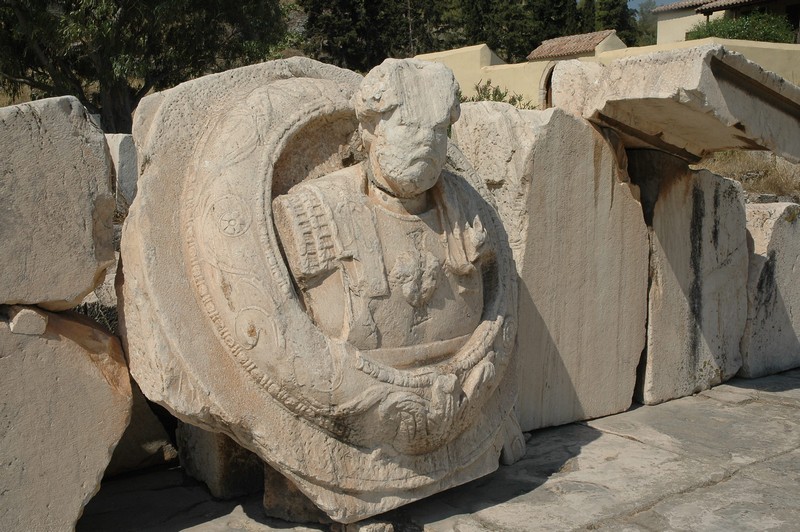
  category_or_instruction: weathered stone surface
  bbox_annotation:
[106,133,138,213]
[121,58,521,523]
[740,203,800,378]
[453,103,648,431]
[0,310,131,531]
[630,151,748,404]
[177,422,262,499]
[106,382,177,477]
[0,96,116,310]
[6,305,48,335]
[552,45,800,163]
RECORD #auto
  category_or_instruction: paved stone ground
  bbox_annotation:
[78,369,800,531]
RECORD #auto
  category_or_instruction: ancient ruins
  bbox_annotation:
[1,43,799,529]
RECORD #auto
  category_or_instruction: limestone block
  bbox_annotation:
[740,203,800,377]
[631,151,748,404]
[0,310,131,531]
[0,96,116,310]
[106,134,138,213]
[552,45,800,163]
[176,422,262,499]
[453,104,649,431]
[121,58,520,523]
[7,305,48,335]
[105,382,177,477]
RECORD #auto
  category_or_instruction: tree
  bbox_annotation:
[595,0,636,44]
[578,0,595,34]
[634,0,657,46]
[0,0,285,133]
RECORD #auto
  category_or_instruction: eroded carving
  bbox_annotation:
[122,57,521,523]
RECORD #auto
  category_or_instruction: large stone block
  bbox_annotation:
[0,308,131,531]
[552,45,800,164]
[0,96,116,310]
[629,151,748,404]
[453,104,649,431]
[740,203,800,377]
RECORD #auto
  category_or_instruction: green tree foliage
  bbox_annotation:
[0,0,284,133]
[578,0,596,34]
[635,0,657,46]
[461,79,535,109]
[686,11,795,43]
[595,0,636,44]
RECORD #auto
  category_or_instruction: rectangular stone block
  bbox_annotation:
[740,203,800,377]
[630,151,748,404]
[453,104,649,431]
[0,308,131,531]
[105,133,138,213]
[0,96,116,310]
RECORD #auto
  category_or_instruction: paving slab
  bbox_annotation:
[78,372,800,531]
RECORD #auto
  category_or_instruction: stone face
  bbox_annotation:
[631,151,748,404]
[740,203,800,377]
[453,104,649,431]
[106,133,138,213]
[0,96,116,310]
[552,45,800,163]
[0,310,131,531]
[121,58,521,523]
[177,422,262,499]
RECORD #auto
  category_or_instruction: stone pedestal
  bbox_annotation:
[740,203,800,377]
[176,422,263,499]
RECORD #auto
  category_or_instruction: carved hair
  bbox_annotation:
[353,58,461,128]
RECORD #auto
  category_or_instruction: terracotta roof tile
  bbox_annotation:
[697,0,768,13]
[527,30,616,61]
[652,0,712,14]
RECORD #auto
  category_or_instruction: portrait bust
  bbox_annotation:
[121,57,522,523]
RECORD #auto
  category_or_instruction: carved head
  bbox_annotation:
[354,59,461,199]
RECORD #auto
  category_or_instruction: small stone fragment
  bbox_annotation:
[7,305,48,335]
[106,134,138,213]
[0,310,132,531]
[740,203,800,377]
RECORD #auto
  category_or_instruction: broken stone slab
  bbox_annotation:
[105,382,177,477]
[452,104,649,431]
[740,203,800,378]
[176,422,262,499]
[628,150,748,405]
[552,45,800,163]
[0,309,132,531]
[0,96,116,310]
[106,134,138,214]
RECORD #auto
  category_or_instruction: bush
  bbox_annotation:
[686,12,795,43]
[461,80,536,109]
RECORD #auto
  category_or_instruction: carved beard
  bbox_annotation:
[369,136,441,198]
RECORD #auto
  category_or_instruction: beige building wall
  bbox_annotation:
[596,33,628,53]
[656,9,721,44]
[416,44,506,100]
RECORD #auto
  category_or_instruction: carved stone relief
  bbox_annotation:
[120,57,522,523]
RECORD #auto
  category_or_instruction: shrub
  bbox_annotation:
[686,12,795,43]
[461,80,536,109]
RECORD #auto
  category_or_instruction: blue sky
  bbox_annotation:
[629,0,672,10]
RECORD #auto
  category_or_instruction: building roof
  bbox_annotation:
[526,30,616,61]
[652,0,712,14]
[697,0,768,13]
